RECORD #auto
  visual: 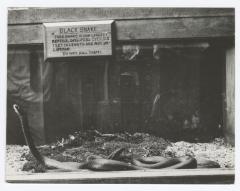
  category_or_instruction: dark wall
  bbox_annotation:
[7,43,226,144]
[44,59,106,142]
[200,43,225,138]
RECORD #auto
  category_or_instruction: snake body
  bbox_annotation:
[13,104,144,171]
[13,104,202,172]
[132,156,197,169]
[13,104,45,165]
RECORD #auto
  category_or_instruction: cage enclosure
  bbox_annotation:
[6,8,235,183]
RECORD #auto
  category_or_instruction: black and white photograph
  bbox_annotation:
[1,2,238,186]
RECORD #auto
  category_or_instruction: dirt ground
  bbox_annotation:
[5,132,234,174]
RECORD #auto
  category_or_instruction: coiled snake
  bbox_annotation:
[13,104,219,172]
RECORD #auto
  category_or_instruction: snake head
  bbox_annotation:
[13,104,22,116]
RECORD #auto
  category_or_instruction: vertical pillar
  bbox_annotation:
[40,55,53,143]
[225,46,235,145]
[103,61,109,101]
[97,60,111,132]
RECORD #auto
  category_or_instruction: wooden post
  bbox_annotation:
[77,71,84,129]
[225,46,235,145]
[96,60,111,132]
[103,61,109,101]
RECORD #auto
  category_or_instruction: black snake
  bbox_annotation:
[13,104,219,172]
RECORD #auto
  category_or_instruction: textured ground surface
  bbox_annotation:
[5,132,234,175]
[6,145,29,175]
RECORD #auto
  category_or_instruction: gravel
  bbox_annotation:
[5,145,29,175]
[165,138,234,168]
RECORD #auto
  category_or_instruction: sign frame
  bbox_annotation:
[43,20,114,60]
